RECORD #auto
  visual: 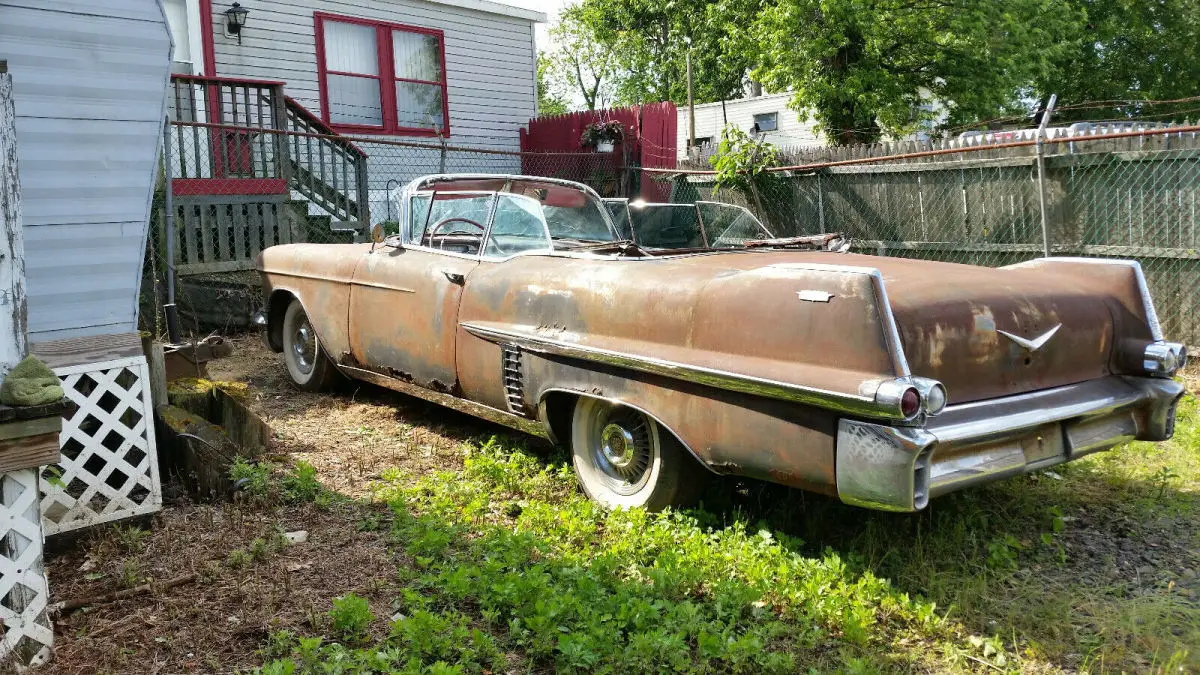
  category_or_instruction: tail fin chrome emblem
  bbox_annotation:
[998,324,1061,352]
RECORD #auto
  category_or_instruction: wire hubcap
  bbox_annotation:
[291,317,316,374]
[588,407,654,494]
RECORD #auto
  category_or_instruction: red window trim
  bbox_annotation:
[313,11,450,137]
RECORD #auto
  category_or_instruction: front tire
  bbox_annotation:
[570,397,701,510]
[281,298,337,391]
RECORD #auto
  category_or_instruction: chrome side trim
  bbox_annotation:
[461,322,914,421]
[350,279,417,294]
[1007,257,1163,341]
[337,364,549,439]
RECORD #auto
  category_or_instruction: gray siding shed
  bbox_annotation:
[0,0,171,341]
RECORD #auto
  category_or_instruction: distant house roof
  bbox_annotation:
[425,0,547,21]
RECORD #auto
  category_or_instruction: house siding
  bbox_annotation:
[0,0,171,341]
[678,94,824,159]
[207,0,537,215]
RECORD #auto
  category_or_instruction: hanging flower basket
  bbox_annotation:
[580,120,624,152]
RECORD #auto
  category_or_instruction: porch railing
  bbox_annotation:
[282,96,369,225]
[167,75,369,228]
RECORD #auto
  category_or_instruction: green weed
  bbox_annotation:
[329,593,374,642]
[230,457,272,502]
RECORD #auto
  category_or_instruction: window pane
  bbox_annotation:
[630,205,704,248]
[414,193,494,249]
[323,21,379,75]
[327,74,383,126]
[697,203,772,247]
[393,31,441,82]
[395,81,444,129]
[485,195,551,258]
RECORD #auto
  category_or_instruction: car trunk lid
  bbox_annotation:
[877,258,1115,403]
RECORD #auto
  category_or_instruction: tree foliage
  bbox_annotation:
[1034,0,1200,123]
[542,10,618,111]
[734,0,1083,144]
[571,0,754,106]
[536,54,570,116]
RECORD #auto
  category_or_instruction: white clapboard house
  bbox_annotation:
[162,0,545,253]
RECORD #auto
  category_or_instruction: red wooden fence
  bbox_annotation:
[519,102,677,200]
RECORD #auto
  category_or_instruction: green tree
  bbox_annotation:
[572,0,753,106]
[543,10,618,111]
[733,0,1083,144]
[1034,0,1200,123]
[537,54,570,116]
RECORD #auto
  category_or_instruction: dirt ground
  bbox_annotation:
[42,336,533,674]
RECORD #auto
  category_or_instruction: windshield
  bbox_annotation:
[605,201,775,250]
[405,178,620,256]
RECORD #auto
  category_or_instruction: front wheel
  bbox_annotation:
[281,298,338,391]
[570,397,703,511]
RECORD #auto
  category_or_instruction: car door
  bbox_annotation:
[347,191,493,392]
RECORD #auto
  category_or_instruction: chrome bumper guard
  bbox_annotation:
[836,376,1184,511]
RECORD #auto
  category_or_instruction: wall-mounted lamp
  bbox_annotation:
[224,3,249,44]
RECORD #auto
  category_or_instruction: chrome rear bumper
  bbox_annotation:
[835,376,1184,511]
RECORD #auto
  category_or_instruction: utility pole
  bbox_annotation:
[685,41,695,153]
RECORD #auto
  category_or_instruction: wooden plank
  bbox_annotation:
[144,341,168,408]
[200,202,215,263]
[182,203,198,266]
[0,432,60,475]
[177,259,255,275]
[0,416,61,442]
[216,203,232,262]
[248,201,264,256]
[31,331,143,369]
[0,68,28,377]
[232,201,247,261]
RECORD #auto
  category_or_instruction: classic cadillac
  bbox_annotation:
[256,174,1187,511]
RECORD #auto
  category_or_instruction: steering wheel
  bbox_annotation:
[427,217,486,249]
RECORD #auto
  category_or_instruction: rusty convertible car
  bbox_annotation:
[256,174,1187,511]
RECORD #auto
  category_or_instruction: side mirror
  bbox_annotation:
[371,223,387,244]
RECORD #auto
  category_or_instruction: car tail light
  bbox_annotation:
[875,378,942,421]
[1144,341,1187,377]
[911,378,948,416]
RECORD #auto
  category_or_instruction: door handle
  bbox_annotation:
[443,271,465,285]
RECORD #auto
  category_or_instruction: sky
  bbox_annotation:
[500,0,572,52]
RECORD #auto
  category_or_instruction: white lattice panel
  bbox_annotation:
[0,468,53,666]
[40,356,161,535]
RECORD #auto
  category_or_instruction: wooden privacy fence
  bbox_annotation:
[520,103,677,200]
[669,128,1200,346]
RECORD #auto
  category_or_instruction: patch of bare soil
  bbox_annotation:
[206,335,538,496]
[47,500,398,673]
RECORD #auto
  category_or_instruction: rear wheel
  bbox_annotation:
[570,397,702,510]
[281,298,337,391]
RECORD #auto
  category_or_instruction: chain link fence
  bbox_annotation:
[658,126,1200,346]
[141,119,647,339]
[141,114,1200,348]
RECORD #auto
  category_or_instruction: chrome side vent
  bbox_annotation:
[501,346,527,416]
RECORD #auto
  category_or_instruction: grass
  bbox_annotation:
[247,397,1200,673]
[46,339,1198,673]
